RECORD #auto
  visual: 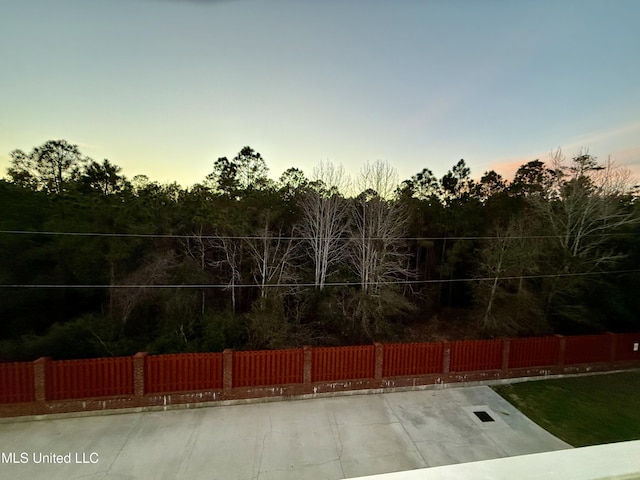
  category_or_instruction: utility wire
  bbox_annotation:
[0,230,628,242]
[1,269,638,289]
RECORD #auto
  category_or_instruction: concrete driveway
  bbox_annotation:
[0,386,571,479]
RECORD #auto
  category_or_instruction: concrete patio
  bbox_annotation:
[0,385,571,479]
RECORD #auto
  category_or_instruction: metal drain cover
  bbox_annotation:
[462,405,507,428]
[473,410,495,422]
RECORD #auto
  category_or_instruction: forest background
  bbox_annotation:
[1,140,639,361]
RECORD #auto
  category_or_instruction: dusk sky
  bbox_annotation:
[1,0,639,188]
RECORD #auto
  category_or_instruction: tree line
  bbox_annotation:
[1,140,638,360]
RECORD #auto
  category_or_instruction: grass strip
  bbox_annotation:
[493,371,640,447]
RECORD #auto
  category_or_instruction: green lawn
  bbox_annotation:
[493,371,640,447]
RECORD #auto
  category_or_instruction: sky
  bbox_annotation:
[1,0,639,188]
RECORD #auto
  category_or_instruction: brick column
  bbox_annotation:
[33,357,49,402]
[502,338,510,373]
[133,352,147,397]
[607,332,617,363]
[223,349,234,392]
[303,346,313,387]
[442,341,451,375]
[374,343,384,383]
[555,335,566,368]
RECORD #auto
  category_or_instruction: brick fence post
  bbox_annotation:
[303,346,312,388]
[33,357,50,402]
[223,349,234,392]
[133,352,147,397]
[607,332,617,363]
[555,335,566,369]
[374,343,384,384]
[442,341,451,375]
[502,338,510,373]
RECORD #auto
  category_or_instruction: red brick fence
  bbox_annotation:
[1,332,640,418]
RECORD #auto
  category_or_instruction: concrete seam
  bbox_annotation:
[254,413,272,480]
[382,394,429,468]
[102,412,142,478]
[175,411,202,479]
[330,412,346,478]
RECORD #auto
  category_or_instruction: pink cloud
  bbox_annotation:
[483,150,640,189]
[486,141,640,184]
[486,152,548,182]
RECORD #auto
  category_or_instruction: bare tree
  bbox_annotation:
[244,219,299,298]
[211,235,243,313]
[312,159,351,195]
[340,191,414,340]
[299,188,350,289]
[184,228,214,315]
[535,148,638,269]
[113,250,178,323]
[523,148,640,324]
[348,159,408,291]
[348,193,411,295]
[295,160,353,290]
[356,159,399,200]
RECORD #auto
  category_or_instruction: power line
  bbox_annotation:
[0,230,192,239]
[0,229,627,242]
[1,269,638,289]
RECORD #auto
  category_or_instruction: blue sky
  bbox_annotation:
[1,0,639,187]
